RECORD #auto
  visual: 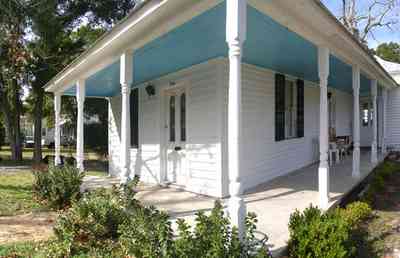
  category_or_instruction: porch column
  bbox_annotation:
[318,46,330,209]
[382,89,388,154]
[371,80,378,164]
[54,93,61,166]
[76,79,85,172]
[120,50,133,184]
[226,0,247,238]
[352,65,361,179]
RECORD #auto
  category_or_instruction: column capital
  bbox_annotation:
[121,83,131,95]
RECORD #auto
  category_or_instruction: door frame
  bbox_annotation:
[160,81,189,185]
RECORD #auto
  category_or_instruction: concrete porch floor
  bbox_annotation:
[82,149,383,255]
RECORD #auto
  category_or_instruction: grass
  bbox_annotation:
[0,241,55,258]
[355,160,400,257]
[0,171,43,216]
[0,146,102,167]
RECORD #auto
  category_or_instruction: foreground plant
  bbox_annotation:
[32,165,84,210]
[288,202,372,258]
[50,176,271,258]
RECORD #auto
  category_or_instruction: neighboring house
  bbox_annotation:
[44,0,398,237]
[376,56,400,150]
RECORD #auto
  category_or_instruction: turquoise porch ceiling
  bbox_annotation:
[64,1,371,97]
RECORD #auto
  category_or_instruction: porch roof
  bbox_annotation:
[45,0,398,98]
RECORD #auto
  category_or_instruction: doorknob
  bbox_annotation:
[174,146,182,151]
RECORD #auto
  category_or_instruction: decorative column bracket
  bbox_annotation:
[352,65,361,179]
[318,46,330,210]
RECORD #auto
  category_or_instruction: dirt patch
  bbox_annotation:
[0,212,56,244]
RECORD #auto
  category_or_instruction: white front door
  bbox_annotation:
[164,87,187,186]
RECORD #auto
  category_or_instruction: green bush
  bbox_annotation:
[173,201,270,258]
[288,205,354,258]
[340,201,372,228]
[51,179,271,258]
[119,205,175,257]
[32,165,84,210]
[52,180,140,257]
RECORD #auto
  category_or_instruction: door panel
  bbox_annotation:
[165,90,187,185]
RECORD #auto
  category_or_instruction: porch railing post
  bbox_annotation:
[76,79,86,172]
[120,50,133,184]
[371,79,378,164]
[226,0,247,239]
[352,65,360,179]
[54,93,61,166]
[318,46,330,210]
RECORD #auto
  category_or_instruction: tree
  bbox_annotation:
[376,42,400,63]
[0,0,30,161]
[24,0,135,163]
[325,0,400,44]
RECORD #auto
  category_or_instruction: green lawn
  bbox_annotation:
[0,171,43,216]
[0,241,50,258]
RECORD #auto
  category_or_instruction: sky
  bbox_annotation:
[322,0,400,49]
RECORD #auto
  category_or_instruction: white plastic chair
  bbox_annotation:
[329,142,340,166]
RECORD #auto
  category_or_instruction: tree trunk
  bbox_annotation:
[12,80,22,161]
[33,88,44,163]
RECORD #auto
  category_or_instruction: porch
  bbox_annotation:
[134,149,383,254]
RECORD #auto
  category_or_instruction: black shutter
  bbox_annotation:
[275,73,285,141]
[297,79,304,138]
[130,88,139,148]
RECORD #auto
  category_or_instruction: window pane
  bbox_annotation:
[180,93,186,141]
[169,96,175,142]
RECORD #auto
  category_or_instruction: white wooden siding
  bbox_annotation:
[221,60,354,192]
[387,87,400,149]
[108,59,224,197]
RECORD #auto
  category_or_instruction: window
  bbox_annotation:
[169,96,175,142]
[275,74,304,141]
[180,93,186,142]
[130,88,139,148]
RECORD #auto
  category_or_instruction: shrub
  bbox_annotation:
[32,165,84,210]
[339,202,372,228]
[119,206,175,258]
[288,205,354,258]
[173,201,271,258]
[52,180,140,257]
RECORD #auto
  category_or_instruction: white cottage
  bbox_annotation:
[44,0,398,235]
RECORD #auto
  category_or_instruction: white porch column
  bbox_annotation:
[371,80,378,164]
[54,93,61,166]
[352,65,361,178]
[318,46,330,209]
[226,0,247,238]
[382,89,388,154]
[76,79,85,172]
[120,50,133,184]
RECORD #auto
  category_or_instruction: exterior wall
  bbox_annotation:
[108,59,224,197]
[221,60,353,193]
[387,87,400,149]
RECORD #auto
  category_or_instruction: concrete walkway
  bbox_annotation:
[82,150,383,255]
